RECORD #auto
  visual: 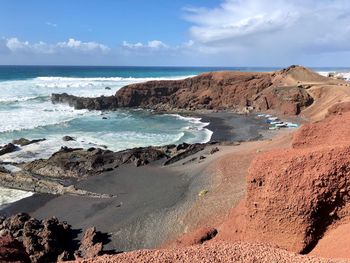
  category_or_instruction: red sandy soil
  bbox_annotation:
[310,222,350,259]
[71,241,347,263]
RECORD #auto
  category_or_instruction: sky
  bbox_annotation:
[0,0,350,67]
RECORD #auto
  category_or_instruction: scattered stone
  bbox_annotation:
[0,143,17,156]
[164,144,206,166]
[62,136,75,141]
[102,117,108,120]
[105,87,111,90]
[199,155,206,160]
[182,157,197,165]
[176,143,190,151]
[210,147,219,155]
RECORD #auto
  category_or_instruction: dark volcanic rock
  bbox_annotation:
[0,213,110,262]
[52,93,118,110]
[23,146,167,178]
[62,136,75,141]
[12,138,46,147]
[22,142,208,178]
[1,213,73,262]
[0,143,17,156]
[164,144,206,166]
[0,235,30,263]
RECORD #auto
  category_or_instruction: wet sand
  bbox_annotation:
[1,112,272,252]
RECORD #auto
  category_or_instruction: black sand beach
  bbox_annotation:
[0,112,271,252]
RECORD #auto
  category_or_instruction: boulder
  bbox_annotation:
[0,235,30,263]
[12,138,46,146]
[62,136,75,142]
[75,227,103,259]
[0,213,73,262]
[0,143,17,156]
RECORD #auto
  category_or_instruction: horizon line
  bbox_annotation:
[0,64,349,68]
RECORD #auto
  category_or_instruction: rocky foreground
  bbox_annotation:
[0,213,107,262]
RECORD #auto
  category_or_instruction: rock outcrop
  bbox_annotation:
[0,235,30,263]
[0,143,17,156]
[52,66,321,116]
[0,213,108,262]
[12,138,46,147]
[216,110,350,254]
[75,227,103,259]
[22,143,208,179]
[0,143,208,196]
[22,146,166,178]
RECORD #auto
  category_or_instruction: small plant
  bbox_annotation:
[198,189,209,197]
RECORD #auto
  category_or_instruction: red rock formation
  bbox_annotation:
[216,111,350,254]
[75,227,103,259]
[0,235,30,263]
[115,66,315,115]
[52,65,331,116]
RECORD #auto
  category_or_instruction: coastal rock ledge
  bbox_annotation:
[50,65,331,116]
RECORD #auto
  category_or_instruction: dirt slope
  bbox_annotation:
[214,110,350,256]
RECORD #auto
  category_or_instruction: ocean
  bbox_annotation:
[0,65,349,207]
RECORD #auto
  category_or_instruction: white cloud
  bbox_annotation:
[183,0,350,55]
[122,40,168,50]
[147,40,168,49]
[122,41,144,49]
[5,37,110,55]
[46,22,57,27]
[57,38,110,53]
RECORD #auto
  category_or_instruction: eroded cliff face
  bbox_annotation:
[216,106,350,254]
[52,66,327,116]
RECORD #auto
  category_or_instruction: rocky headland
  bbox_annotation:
[2,66,350,262]
[51,65,334,115]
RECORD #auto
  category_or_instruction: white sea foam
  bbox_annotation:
[318,71,350,81]
[0,187,33,207]
[0,75,197,133]
[0,101,95,133]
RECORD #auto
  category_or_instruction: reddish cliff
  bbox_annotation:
[52,65,331,116]
[216,110,350,255]
[115,66,316,115]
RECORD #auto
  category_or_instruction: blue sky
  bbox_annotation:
[1,0,350,66]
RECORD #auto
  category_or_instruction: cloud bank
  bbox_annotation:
[183,0,350,57]
[4,38,110,55]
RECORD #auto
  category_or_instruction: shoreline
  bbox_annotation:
[0,110,278,252]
